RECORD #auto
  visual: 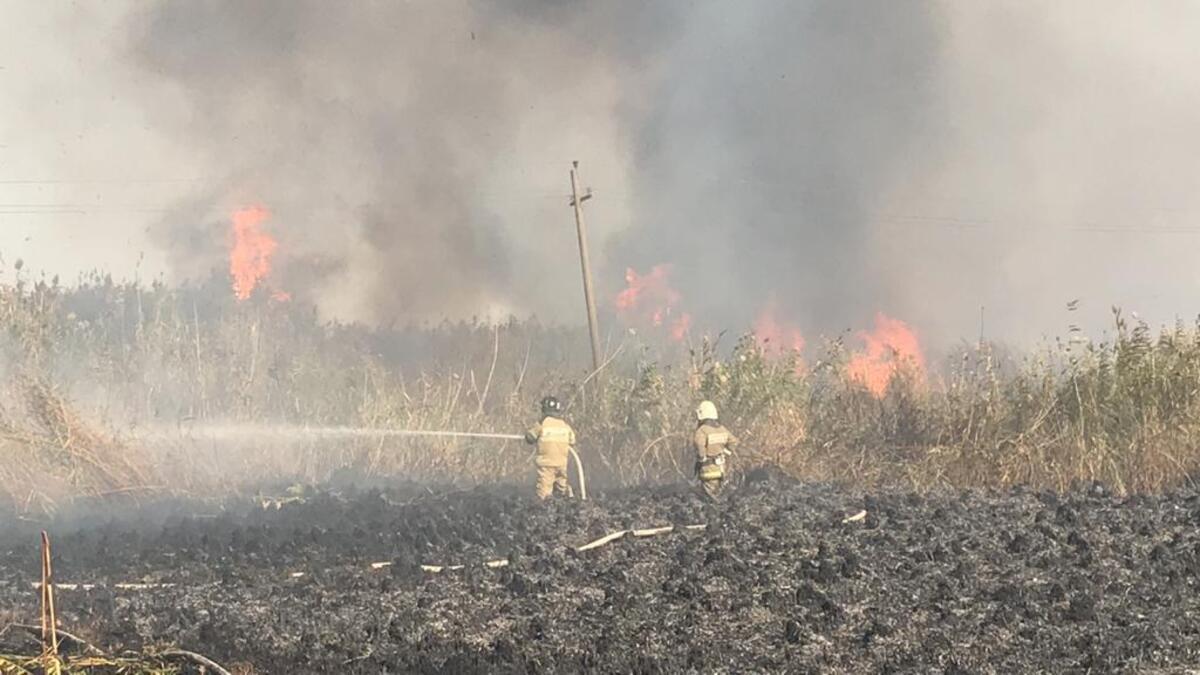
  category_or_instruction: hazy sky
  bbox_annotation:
[3,1,1200,348]
[0,2,178,279]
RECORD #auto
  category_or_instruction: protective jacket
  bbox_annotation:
[526,416,575,468]
[693,422,738,481]
[694,422,737,460]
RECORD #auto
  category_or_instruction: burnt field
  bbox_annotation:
[0,472,1199,673]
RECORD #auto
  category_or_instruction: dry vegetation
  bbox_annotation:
[1,272,1199,512]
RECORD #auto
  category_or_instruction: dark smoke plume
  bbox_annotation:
[610,1,947,334]
[128,1,640,323]
[125,2,1200,346]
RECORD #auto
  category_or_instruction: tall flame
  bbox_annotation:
[847,312,924,397]
[616,265,680,312]
[615,265,690,341]
[230,206,278,301]
[670,313,692,341]
[753,301,805,356]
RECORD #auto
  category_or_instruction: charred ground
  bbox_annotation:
[0,473,1198,673]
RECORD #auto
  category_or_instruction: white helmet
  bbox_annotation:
[696,400,718,421]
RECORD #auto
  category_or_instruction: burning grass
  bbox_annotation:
[1,273,1200,511]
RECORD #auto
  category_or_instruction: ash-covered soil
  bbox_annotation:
[1,471,1199,673]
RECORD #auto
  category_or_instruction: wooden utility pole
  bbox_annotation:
[570,161,602,371]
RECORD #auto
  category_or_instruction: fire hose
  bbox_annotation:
[568,447,587,501]
[448,432,586,501]
[36,511,872,586]
[314,429,587,501]
[162,425,588,500]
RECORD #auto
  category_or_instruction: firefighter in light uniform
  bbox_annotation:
[525,396,575,500]
[694,400,738,499]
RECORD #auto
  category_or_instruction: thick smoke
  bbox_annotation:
[610,1,947,334]
[126,1,641,323]
[120,1,1200,345]
[610,1,1200,347]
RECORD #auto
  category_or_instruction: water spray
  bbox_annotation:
[147,423,588,500]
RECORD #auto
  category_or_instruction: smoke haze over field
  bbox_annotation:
[3,2,1200,347]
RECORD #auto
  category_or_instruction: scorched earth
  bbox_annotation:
[0,470,1198,673]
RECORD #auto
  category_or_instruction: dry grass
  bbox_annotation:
[0,378,161,514]
[1,273,1200,511]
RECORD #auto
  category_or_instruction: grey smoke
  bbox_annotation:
[101,2,1200,344]
[609,1,1200,347]
[126,0,641,323]
[611,1,947,334]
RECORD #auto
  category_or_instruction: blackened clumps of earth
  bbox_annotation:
[0,480,1196,673]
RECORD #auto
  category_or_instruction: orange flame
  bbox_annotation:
[670,313,692,342]
[615,265,689,341]
[753,302,805,356]
[847,312,924,397]
[230,206,278,301]
[616,265,680,311]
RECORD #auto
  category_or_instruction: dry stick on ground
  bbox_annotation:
[158,649,233,675]
[21,531,231,672]
[39,532,58,660]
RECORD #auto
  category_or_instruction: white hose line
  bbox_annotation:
[632,525,675,537]
[147,424,526,442]
[36,521,707,588]
[843,509,867,523]
[31,582,176,591]
[33,512,873,586]
[568,447,588,501]
[576,529,628,552]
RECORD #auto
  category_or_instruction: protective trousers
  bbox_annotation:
[536,465,573,499]
[701,477,723,500]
